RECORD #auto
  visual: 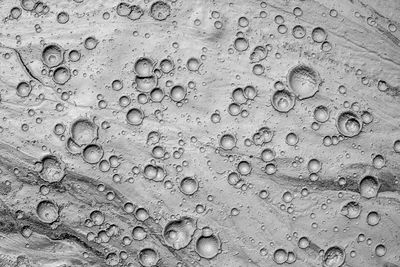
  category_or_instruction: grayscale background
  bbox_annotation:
[0,0,399,266]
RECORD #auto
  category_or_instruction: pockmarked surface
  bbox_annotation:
[0,0,400,266]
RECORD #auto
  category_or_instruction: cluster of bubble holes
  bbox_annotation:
[3,1,400,266]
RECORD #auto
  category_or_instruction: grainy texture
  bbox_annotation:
[0,0,400,266]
